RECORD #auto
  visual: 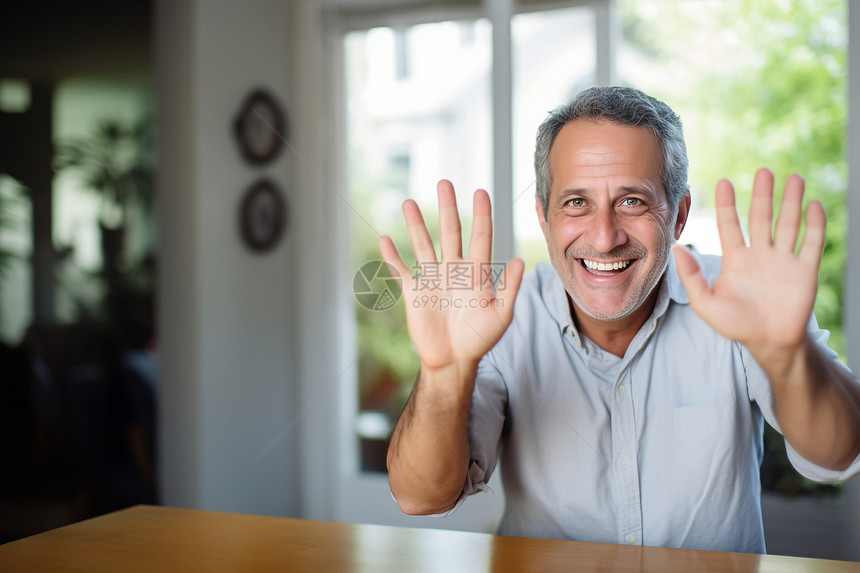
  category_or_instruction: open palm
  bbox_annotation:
[674,169,825,354]
[379,180,524,372]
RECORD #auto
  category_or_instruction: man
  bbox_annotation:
[379,86,860,553]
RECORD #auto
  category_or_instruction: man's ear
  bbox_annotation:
[674,193,692,240]
[536,196,549,238]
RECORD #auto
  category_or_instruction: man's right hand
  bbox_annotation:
[380,179,523,515]
[379,179,524,379]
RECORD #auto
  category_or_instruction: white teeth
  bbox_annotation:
[583,259,631,271]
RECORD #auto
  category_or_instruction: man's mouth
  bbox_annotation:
[581,259,632,274]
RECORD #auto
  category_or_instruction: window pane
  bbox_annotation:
[345,20,492,472]
[512,6,596,271]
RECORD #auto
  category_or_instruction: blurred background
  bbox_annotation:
[2,0,860,561]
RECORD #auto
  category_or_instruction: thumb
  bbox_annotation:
[672,244,710,307]
[495,258,525,324]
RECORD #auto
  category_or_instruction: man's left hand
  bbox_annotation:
[673,167,825,357]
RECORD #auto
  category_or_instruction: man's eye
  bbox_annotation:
[567,198,585,208]
[622,197,643,207]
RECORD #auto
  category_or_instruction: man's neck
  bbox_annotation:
[568,288,661,358]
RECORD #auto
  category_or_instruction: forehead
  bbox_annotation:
[548,120,664,194]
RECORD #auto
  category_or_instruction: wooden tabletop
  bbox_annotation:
[1,505,858,572]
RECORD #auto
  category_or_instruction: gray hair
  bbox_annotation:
[534,86,689,218]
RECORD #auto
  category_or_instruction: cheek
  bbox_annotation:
[643,208,674,236]
[631,212,673,246]
[547,218,583,248]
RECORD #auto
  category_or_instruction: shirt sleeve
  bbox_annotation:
[435,350,508,516]
[746,314,860,482]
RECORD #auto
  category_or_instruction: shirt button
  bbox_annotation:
[618,385,626,395]
[626,535,636,544]
[621,458,630,469]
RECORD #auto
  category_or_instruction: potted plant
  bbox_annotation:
[54,118,155,349]
[54,118,154,274]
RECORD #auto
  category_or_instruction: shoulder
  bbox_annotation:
[694,252,723,284]
[665,250,722,303]
[512,262,567,320]
[479,262,568,379]
[674,249,722,283]
[489,262,569,351]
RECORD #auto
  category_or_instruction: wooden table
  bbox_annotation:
[1,505,858,572]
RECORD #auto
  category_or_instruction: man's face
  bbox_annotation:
[537,120,689,325]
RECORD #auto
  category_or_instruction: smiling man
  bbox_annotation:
[380,86,860,553]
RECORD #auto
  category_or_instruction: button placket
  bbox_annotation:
[611,368,642,547]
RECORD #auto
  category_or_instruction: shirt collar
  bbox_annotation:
[542,264,578,340]
[664,249,692,306]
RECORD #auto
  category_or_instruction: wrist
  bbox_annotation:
[749,336,819,389]
[418,360,480,405]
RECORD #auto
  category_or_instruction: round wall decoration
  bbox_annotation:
[239,179,287,253]
[233,89,287,166]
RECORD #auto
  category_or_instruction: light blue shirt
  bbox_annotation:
[461,253,860,553]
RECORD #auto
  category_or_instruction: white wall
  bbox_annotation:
[287,0,340,522]
[155,0,296,516]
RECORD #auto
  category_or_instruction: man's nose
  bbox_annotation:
[585,209,627,253]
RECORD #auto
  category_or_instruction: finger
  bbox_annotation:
[797,200,826,267]
[748,168,774,248]
[437,180,463,261]
[714,179,746,252]
[672,244,712,311]
[403,199,438,264]
[773,174,804,253]
[378,235,412,290]
[494,258,525,324]
[467,189,493,263]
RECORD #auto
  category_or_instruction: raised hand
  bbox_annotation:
[673,168,826,356]
[379,180,524,374]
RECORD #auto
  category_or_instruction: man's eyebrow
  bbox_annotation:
[555,187,593,202]
[620,184,658,196]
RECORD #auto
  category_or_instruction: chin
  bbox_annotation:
[575,300,638,322]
